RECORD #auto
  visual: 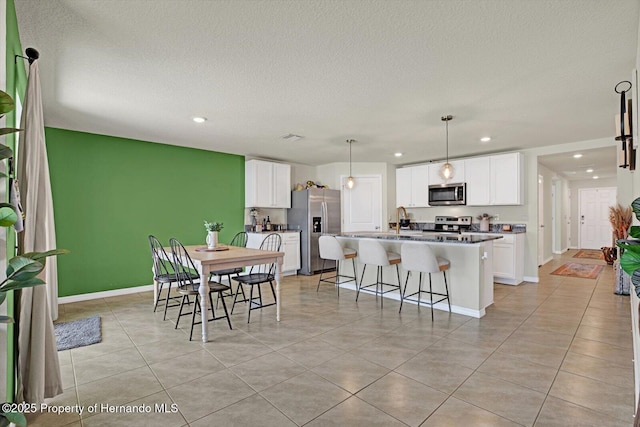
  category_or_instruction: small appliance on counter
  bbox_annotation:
[423,216,472,234]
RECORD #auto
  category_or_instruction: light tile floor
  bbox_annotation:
[27,250,634,426]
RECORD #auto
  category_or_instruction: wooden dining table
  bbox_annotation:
[158,244,284,343]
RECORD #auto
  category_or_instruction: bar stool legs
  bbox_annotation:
[356,263,401,308]
[400,269,451,320]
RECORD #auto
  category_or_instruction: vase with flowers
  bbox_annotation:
[476,213,494,232]
[204,220,224,249]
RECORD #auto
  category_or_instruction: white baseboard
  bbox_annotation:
[523,275,540,283]
[57,270,299,304]
[336,283,485,318]
[58,284,155,304]
[495,277,523,286]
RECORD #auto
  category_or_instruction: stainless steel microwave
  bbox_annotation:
[428,183,466,206]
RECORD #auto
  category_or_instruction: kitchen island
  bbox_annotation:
[336,232,502,318]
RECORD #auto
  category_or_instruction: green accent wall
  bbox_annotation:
[5,0,26,404]
[45,128,245,297]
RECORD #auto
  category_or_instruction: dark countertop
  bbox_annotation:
[338,232,503,244]
[462,230,526,235]
[247,230,301,233]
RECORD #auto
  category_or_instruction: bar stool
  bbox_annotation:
[356,239,401,308]
[399,243,451,320]
[317,235,358,296]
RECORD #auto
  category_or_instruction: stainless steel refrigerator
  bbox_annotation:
[288,188,341,275]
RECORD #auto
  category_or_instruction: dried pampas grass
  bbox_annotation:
[609,204,633,240]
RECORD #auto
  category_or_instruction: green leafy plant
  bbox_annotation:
[204,220,223,232]
[0,90,68,427]
[616,197,640,298]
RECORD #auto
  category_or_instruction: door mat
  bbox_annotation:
[54,316,102,351]
[550,262,604,279]
[573,250,604,260]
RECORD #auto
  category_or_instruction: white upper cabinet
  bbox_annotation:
[464,157,491,206]
[428,160,465,186]
[490,152,523,205]
[395,165,429,207]
[245,160,291,208]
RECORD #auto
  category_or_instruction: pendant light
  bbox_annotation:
[440,115,455,181]
[346,139,355,189]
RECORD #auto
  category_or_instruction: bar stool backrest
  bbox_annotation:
[401,243,439,273]
[319,235,346,261]
[358,239,391,266]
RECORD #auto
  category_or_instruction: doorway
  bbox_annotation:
[341,175,382,232]
[578,187,616,249]
[538,174,544,266]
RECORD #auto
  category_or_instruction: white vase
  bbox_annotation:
[206,231,218,249]
[480,219,490,232]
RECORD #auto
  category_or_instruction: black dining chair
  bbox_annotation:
[148,235,198,320]
[231,232,281,323]
[169,237,233,340]
[210,231,248,307]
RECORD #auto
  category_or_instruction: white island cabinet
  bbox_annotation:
[247,231,300,276]
[245,160,291,208]
[463,232,525,285]
[396,165,429,207]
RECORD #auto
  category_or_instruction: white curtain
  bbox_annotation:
[16,60,62,402]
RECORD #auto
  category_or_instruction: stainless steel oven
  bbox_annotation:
[428,183,466,206]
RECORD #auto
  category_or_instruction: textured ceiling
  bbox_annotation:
[14,0,640,167]
[538,146,618,181]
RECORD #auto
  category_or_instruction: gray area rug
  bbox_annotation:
[54,316,102,351]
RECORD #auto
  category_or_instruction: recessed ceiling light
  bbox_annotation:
[573,153,583,158]
[586,168,594,173]
[282,133,304,142]
[394,152,403,157]
[192,116,207,123]
[593,175,599,179]
[480,137,491,142]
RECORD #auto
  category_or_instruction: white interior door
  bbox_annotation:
[341,175,382,232]
[538,175,544,266]
[579,187,616,249]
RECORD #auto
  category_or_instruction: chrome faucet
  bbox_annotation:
[396,206,407,234]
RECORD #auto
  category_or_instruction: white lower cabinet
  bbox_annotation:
[247,232,300,276]
[463,232,524,285]
[491,234,524,285]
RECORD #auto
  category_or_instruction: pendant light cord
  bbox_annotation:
[445,119,449,163]
[349,140,352,176]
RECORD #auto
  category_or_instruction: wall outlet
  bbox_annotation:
[493,214,500,221]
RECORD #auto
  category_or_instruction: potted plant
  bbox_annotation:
[617,198,640,297]
[204,220,224,249]
[476,213,494,232]
[607,204,632,265]
[0,90,67,427]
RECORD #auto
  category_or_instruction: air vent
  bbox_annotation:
[282,134,304,142]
